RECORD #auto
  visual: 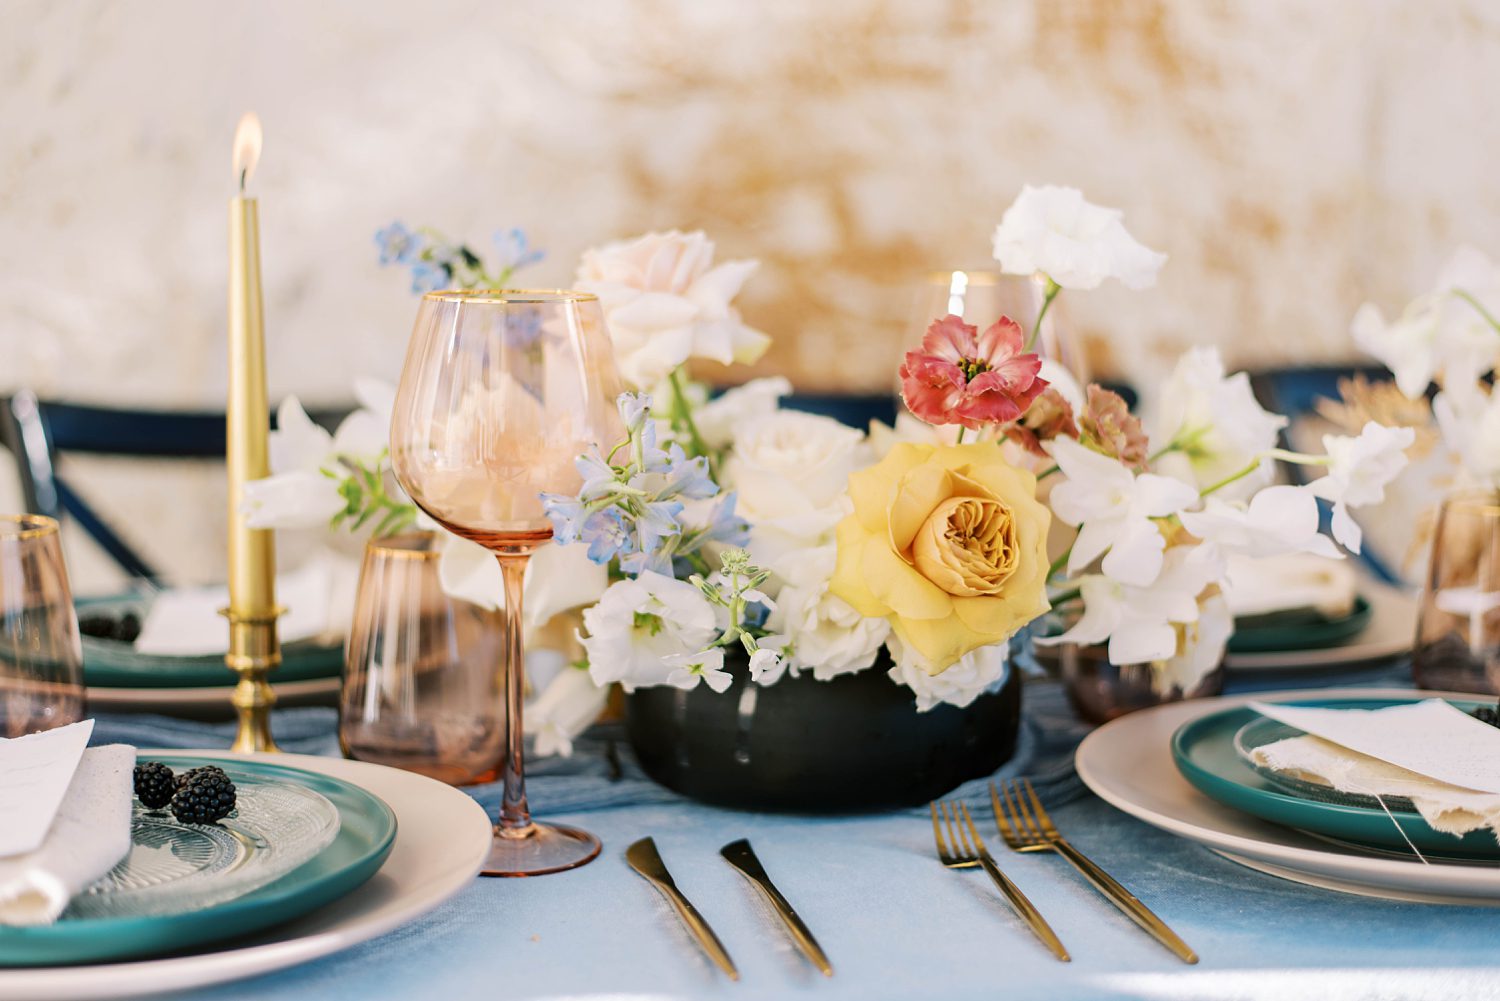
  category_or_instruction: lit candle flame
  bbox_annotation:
[232,113,263,192]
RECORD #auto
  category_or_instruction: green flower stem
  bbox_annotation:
[668,368,713,465]
[1048,586,1082,607]
[1199,459,1262,498]
[955,428,967,445]
[1024,276,1062,352]
[1454,288,1500,337]
[1037,463,1060,479]
[1047,543,1074,581]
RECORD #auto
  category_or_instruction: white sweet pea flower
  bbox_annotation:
[991,185,1166,291]
[243,390,392,529]
[695,377,792,451]
[580,572,720,691]
[723,411,870,584]
[1048,436,1199,587]
[1151,347,1287,498]
[1433,388,1500,487]
[525,662,609,758]
[866,413,961,457]
[1307,422,1416,554]
[1352,245,1500,399]
[887,635,1010,712]
[1037,544,1224,666]
[575,230,770,390]
[434,531,609,640]
[664,647,733,693]
[1155,592,1233,695]
[1179,485,1342,559]
[763,548,890,680]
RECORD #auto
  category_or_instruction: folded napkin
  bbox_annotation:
[1249,700,1500,846]
[0,745,135,925]
[1222,552,1358,619]
[133,553,350,656]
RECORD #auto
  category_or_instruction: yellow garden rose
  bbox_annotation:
[830,442,1051,674]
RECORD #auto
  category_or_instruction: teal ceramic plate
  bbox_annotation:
[1171,697,1500,860]
[78,597,343,689]
[1227,594,1373,654]
[0,755,396,967]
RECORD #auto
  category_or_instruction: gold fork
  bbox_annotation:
[929,800,1070,961]
[992,779,1198,964]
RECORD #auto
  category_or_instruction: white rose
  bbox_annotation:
[723,411,870,583]
[695,377,792,450]
[575,230,770,390]
[765,559,890,681]
[1151,347,1286,498]
[580,571,720,691]
[887,634,1010,712]
[991,185,1166,291]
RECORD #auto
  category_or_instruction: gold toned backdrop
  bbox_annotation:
[2,0,1498,587]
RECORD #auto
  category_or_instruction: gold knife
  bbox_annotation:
[720,838,833,977]
[626,837,739,980]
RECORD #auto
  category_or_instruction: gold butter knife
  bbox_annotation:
[626,837,739,980]
[720,838,833,977]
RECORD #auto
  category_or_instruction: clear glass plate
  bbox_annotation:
[64,764,341,920]
[1232,715,1418,812]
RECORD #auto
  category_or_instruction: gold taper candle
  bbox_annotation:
[224,112,282,753]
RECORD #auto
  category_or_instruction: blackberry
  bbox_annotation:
[1471,700,1500,728]
[170,769,237,825]
[174,764,229,790]
[77,611,142,643]
[133,761,177,809]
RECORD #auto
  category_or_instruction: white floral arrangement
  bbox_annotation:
[246,187,1417,755]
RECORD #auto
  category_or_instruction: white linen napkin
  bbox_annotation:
[0,744,135,925]
[1249,700,1500,845]
[133,555,338,656]
[1221,551,1358,619]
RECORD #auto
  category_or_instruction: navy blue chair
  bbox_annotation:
[0,392,344,583]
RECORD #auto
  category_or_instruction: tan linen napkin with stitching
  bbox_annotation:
[0,745,135,924]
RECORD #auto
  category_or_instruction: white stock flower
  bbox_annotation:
[525,662,609,758]
[991,185,1166,290]
[1433,388,1500,488]
[1048,436,1199,587]
[723,411,870,583]
[748,637,790,685]
[1307,421,1415,554]
[764,550,890,681]
[1352,245,1500,398]
[1037,544,1224,666]
[1151,347,1287,497]
[580,571,720,691]
[1156,592,1233,695]
[664,647,733,693]
[575,230,770,390]
[695,377,792,450]
[887,634,1010,712]
[1179,485,1342,559]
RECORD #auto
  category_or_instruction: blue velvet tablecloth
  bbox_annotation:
[89,664,1500,1001]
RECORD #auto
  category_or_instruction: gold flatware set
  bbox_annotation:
[627,836,833,981]
[629,778,1194,981]
[930,779,1197,964]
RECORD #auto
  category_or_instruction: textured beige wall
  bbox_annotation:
[2,0,1499,587]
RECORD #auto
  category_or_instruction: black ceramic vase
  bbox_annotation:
[624,650,1021,812]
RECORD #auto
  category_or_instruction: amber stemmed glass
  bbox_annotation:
[390,290,622,876]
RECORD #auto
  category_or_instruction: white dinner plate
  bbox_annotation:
[1223,583,1417,672]
[0,752,492,1001]
[87,677,341,712]
[1076,687,1500,905]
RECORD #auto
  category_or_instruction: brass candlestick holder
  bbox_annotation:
[221,605,284,753]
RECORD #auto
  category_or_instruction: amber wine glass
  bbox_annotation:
[390,290,623,876]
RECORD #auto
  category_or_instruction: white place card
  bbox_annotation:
[0,719,95,858]
[1251,699,1500,795]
